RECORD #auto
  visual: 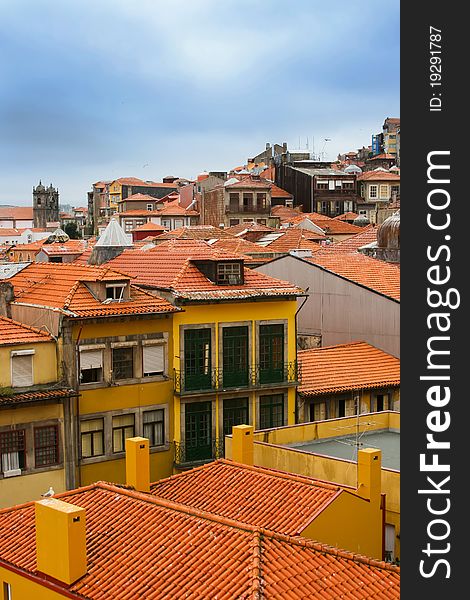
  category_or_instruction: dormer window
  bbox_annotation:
[105,283,126,301]
[216,262,243,285]
[147,204,153,211]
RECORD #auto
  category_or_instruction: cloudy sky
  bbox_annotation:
[0,0,399,206]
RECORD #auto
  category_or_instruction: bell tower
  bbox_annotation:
[33,181,59,228]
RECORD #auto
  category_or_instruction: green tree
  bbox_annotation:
[64,221,80,239]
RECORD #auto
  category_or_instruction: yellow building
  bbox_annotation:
[3,261,180,491]
[108,239,304,468]
[298,341,400,421]
[225,412,401,562]
[0,316,76,508]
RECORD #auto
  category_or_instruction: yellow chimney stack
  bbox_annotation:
[232,425,254,465]
[35,498,87,585]
[356,448,381,505]
[126,436,150,492]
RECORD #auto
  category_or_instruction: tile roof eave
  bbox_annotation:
[258,254,400,302]
[0,388,79,407]
[298,380,401,397]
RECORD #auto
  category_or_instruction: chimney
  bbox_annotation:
[232,425,254,465]
[356,448,381,504]
[0,282,14,318]
[126,437,150,492]
[35,498,87,585]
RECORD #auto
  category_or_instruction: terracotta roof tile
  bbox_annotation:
[108,245,303,301]
[155,225,235,240]
[298,342,400,396]
[316,226,378,254]
[270,184,293,198]
[0,316,53,345]
[305,252,400,300]
[282,213,363,235]
[257,228,325,253]
[0,481,400,599]
[368,154,395,161]
[225,222,276,236]
[151,459,342,535]
[7,263,178,318]
[0,387,77,407]
[334,212,358,221]
[0,207,33,220]
[358,171,400,181]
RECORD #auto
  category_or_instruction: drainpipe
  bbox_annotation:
[75,325,83,488]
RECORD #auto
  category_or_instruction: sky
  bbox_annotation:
[0,0,399,206]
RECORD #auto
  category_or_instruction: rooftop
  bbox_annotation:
[151,459,343,535]
[0,316,53,346]
[7,263,178,318]
[289,429,400,471]
[0,481,400,599]
[358,171,400,181]
[298,342,400,397]
[315,226,378,254]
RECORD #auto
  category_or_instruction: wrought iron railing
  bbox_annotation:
[174,439,225,466]
[173,361,300,394]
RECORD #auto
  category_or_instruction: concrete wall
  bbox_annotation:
[256,255,400,357]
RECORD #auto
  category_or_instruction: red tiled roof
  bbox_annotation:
[282,213,363,235]
[108,245,303,301]
[225,177,272,189]
[334,212,358,221]
[0,207,33,220]
[7,263,178,318]
[368,154,395,161]
[0,387,77,407]
[131,221,167,232]
[298,342,400,396]
[0,228,20,236]
[358,171,400,181]
[225,222,276,236]
[210,237,275,256]
[155,225,236,240]
[317,226,378,254]
[306,252,400,300]
[151,459,342,535]
[258,228,325,253]
[0,316,53,346]
[0,481,400,599]
[271,205,302,219]
[40,240,89,256]
[112,178,179,188]
[270,184,293,199]
[119,193,162,202]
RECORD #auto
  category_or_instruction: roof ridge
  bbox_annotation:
[63,280,81,309]
[298,341,374,353]
[249,531,263,600]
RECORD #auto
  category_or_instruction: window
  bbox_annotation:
[316,181,328,190]
[223,326,249,388]
[338,399,346,418]
[11,352,33,387]
[259,324,284,384]
[174,219,184,229]
[223,398,249,436]
[391,185,400,195]
[229,219,240,226]
[0,429,26,475]
[80,349,103,383]
[375,394,389,412]
[256,193,267,210]
[124,220,134,232]
[184,328,212,391]
[379,184,389,199]
[143,345,165,376]
[80,419,104,458]
[147,203,153,211]
[321,201,328,214]
[34,425,59,467]
[229,193,239,211]
[216,262,242,285]
[369,185,378,199]
[343,181,354,189]
[3,582,12,600]
[112,414,135,452]
[143,409,164,446]
[112,347,134,380]
[242,193,253,211]
[257,219,267,225]
[259,395,284,429]
[106,283,126,301]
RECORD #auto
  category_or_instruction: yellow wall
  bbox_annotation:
[225,411,400,559]
[303,490,382,559]
[72,317,175,486]
[0,341,57,388]
[0,567,66,600]
[172,300,298,442]
[0,401,66,509]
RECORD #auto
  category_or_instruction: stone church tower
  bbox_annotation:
[33,181,59,229]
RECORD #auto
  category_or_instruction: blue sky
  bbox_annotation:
[0,0,399,206]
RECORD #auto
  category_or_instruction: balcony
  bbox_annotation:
[174,439,224,467]
[173,361,301,395]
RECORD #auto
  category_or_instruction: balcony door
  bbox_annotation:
[184,328,211,391]
[259,324,284,384]
[223,326,249,388]
[223,397,249,437]
[185,402,212,461]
